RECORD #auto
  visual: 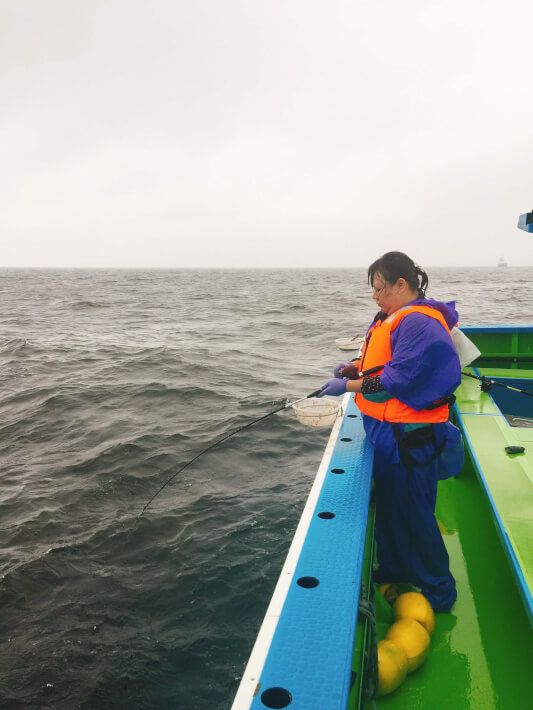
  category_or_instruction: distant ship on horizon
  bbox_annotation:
[497,257,508,267]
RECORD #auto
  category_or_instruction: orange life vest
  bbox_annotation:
[355,304,453,423]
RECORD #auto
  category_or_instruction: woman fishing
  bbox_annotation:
[318,251,463,612]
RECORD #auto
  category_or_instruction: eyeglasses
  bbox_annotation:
[371,283,387,296]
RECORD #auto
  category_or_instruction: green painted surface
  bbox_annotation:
[460,415,533,583]
[455,364,533,608]
[475,367,533,379]
[358,458,532,710]
[462,328,533,370]
[454,368,500,415]
[348,496,376,709]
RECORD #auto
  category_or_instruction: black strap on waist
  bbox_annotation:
[425,394,456,410]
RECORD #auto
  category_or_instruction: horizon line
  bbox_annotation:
[1,264,531,271]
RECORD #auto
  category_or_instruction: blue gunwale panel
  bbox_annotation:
[460,325,533,334]
[251,396,374,710]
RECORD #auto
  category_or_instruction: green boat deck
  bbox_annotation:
[359,451,532,709]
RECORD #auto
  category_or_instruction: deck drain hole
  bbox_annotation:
[318,511,335,519]
[341,437,352,442]
[297,576,319,588]
[261,687,292,708]
[347,414,358,418]
[331,468,345,474]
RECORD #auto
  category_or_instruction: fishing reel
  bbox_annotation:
[479,376,493,393]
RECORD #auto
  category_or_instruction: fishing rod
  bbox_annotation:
[138,364,384,517]
[462,371,533,398]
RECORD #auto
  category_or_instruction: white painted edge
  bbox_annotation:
[231,393,351,709]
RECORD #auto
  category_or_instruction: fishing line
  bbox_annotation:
[138,365,384,517]
[137,389,321,518]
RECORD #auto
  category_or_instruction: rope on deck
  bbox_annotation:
[358,582,379,705]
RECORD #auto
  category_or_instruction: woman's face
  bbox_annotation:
[371,272,397,315]
[371,272,419,314]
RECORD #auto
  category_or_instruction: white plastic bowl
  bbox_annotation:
[335,336,364,352]
[292,397,342,427]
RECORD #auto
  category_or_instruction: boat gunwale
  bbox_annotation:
[454,341,533,626]
[453,400,533,626]
[460,325,533,333]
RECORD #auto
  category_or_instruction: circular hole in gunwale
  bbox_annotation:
[340,437,352,442]
[331,468,345,474]
[297,576,319,588]
[261,687,292,708]
[318,511,335,519]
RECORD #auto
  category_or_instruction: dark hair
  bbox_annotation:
[367,251,428,298]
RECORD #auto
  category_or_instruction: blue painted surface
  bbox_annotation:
[485,378,533,418]
[460,325,533,334]
[518,212,533,233]
[251,397,374,710]
[470,366,533,419]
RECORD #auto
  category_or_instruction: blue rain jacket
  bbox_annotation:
[363,298,463,474]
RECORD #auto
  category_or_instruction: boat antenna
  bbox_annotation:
[462,371,533,398]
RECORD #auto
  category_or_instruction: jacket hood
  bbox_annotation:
[409,298,458,329]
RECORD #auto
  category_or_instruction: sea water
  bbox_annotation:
[1,267,532,709]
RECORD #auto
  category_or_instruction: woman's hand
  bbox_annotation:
[334,359,360,378]
[317,379,348,397]
[339,363,359,379]
[334,363,350,378]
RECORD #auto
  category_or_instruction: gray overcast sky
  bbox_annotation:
[1,0,532,268]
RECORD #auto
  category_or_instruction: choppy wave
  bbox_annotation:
[0,337,28,353]
[0,266,532,709]
[71,299,112,309]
